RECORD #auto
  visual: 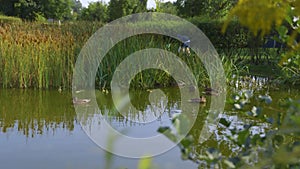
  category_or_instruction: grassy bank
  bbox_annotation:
[0,21,275,89]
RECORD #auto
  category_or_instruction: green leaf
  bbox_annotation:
[138,156,152,169]
[290,115,300,126]
[180,135,194,149]
[219,118,231,127]
[224,159,236,168]
[157,126,169,133]
[237,130,250,146]
[273,135,284,147]
[276,25,288,38]
[157,127,177,143]
[251,134,264,146]
[173,114,191,136]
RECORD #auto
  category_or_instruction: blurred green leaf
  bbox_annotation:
[138,156,152,169]
[180,135,194,149]
[157,126,169,133]
[290,115,300,126]
[173,114,191,136]
[157,127,177,143]
[276,25,288,39]
[237,130,250,146]
[224,159,236,168]
[219,118,231,127]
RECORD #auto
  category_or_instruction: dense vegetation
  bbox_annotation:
[0,20,245,89]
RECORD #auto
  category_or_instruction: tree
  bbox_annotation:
[0,0,74,20]
[79,1,108,22]
[108,0,147,21]
[202,0,237,19]
[0,0,40,20]
[224,0,300,83]
[40,0,73,20]
[224,0,300,49]
[71,0,83,20]
[160,2,178,15]
[175,0,236,18]
[14,0,39,20]
[72,0,82,14]
[132,0,147,13]
[108,0,128,21]
[0,0,19,16]
[175,0,204,17]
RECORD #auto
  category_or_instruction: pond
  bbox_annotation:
[0,86,299,169]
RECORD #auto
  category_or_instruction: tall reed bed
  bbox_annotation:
[0,21,240,89]
[95,26,244,90]
[0,23,73,88]
[95,33,210,89]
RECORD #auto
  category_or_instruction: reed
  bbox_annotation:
[0,21,239,89]
[0,22,77,89]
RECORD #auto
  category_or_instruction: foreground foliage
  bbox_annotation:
[159,90,300,168]
[225,0,300,85]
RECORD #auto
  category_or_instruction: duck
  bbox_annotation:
[188,96,206,103]
[72,97,91,105]
[188,85,197,92]
[58,86,62,93]
[203,87,219,96]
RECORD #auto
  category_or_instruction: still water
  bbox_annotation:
[0,87,299,169]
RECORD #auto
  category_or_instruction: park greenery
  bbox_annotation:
[0,0,300,168]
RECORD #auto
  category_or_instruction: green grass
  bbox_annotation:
[0,21,265,89]
[247,63,282,78]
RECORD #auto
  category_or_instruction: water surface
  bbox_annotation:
[0,87,299,169]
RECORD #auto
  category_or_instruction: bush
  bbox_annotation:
[189,17,250,50]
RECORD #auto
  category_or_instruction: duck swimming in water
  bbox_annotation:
[188,96,206,103]
[72,97,91,105]
[203,87,219,96]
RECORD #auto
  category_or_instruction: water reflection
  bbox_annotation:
[0,87,298,139]
[0,89,188,138]
[74,87,203,157]
[0,87,299,168]
[230,75,270,91]
[0,88,199,169]
[0,89,75,137]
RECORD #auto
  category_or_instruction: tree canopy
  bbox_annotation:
[0,0,238,21]
[108,0,147,21]
[0,0,79,20]
[79,1,108,22]
[175,0,236,18]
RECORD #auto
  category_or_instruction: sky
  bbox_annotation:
[80,0,176,9]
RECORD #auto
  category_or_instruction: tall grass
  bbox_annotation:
[0,23,71,88]
[0,21,240,89]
